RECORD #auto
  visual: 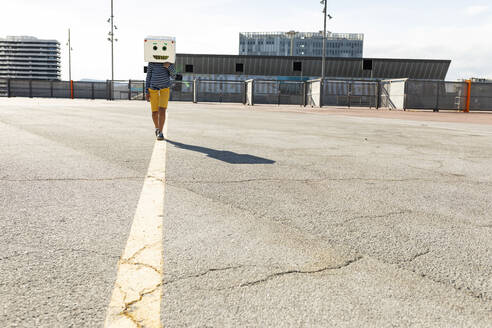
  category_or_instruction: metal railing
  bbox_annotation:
[169,81,193,102]
[253,80,305,106]
[1,77,491,112]
[320,80,378,108]
[379,79,492,112]
[195,80,245,104]
[0,78,145,100]
[470,82,492,111]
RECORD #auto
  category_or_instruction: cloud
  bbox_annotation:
[366,20,492,80]
[466,5,489,16]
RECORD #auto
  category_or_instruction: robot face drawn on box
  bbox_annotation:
[144,36,176,63]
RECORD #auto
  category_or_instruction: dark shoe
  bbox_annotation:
[157,132,164,141]
[155,128,160,136]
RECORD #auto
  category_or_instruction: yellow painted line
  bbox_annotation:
[104,139,167,328]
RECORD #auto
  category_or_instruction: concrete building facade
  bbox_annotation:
[239,31,363,58]
[0,36,60,80]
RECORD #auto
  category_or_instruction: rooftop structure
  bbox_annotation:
[239,31,364,58]
[175,54,450,80]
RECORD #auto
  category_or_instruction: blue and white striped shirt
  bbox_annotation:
[145,62,176,92]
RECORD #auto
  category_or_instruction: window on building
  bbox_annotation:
[236,63,244,73]
[362,59,373,70]
[293,61,302,71]
[185,64,194,73]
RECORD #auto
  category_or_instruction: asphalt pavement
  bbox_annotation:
[1,99,491,327]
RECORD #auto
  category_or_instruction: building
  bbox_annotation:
[175,54,450,81]
[470,78,492,83]
[0,36,60,80]
[239,31,363,58]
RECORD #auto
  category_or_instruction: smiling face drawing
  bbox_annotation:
[144,37,176,63]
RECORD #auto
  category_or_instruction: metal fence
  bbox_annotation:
[404,80,467,111]
[0,79,7,97]
[1,77,491,112]
[170,81,194,102]
[0,79,145,100]
[322,80,378,108]
[195,80,245,103]
[253,80,305,106]
[379,79,492,112]
[470,82,492,111]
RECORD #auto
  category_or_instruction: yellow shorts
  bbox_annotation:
[149,88,170,112]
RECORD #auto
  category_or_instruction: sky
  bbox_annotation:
[1,0,491,81]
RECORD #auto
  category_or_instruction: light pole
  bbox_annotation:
[321,0,327,81]
[110,0,114,81]
[107,0,118,81]
[67,28,72,82]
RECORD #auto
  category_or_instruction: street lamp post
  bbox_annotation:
[107,0,118,80]
[107,0,118,100]
[67,29,72,82]
[110,0,114,81]
[321,0,327,81]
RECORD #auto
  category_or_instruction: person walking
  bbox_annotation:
[145,61,176,140]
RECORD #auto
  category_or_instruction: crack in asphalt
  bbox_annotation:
[397,250,431,264]
[330,210,413,227]
[0,176,143,182]
[0,248,119,261]
[164,257,363,290]
[167,177,438,185]
[168,175,492,186]
[146,174,166,183]
[116,242,163,275]
[232,256,363,289]
[163,265,254,285]
[119,282,163,328]
[409,269,491,302]
[122,242,161,264]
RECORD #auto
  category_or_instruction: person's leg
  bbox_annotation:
[149,89,160,131]
[158,88,170,134]
[152,112,159,129]
[158,107,166,132]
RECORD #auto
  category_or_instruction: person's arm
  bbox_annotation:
[145,63,153,94]
[163,62,177,79]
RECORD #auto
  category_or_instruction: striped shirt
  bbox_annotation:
[145,62,176,92]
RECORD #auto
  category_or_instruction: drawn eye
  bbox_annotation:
[162,46,167,51]
[153,46,158,50]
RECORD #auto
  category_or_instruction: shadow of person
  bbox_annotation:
[165,139,275,165]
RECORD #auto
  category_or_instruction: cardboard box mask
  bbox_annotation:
[144,36,176,63]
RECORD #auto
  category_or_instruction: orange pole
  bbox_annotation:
[70,80,74,99]
[465,80,471,113]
